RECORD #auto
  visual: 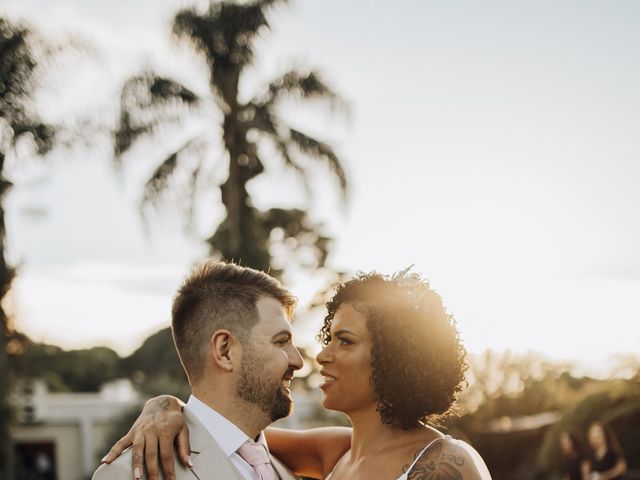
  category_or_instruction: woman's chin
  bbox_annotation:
[320,395,340,412]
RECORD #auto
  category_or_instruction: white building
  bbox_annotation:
[11,379,141,480]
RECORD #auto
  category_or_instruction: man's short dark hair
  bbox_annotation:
[172,261,296,383]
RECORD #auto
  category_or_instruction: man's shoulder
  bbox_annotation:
[92,446,190,480]
[92,447,135,480]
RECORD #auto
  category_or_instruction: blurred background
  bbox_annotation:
[1,0,639,479]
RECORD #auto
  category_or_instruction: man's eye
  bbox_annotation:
[276,338,290,345]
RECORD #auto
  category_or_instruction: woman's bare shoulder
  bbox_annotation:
[407,436,492,480]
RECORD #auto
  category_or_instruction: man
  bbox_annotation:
[93,261,303,480]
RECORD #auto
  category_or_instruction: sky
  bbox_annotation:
[3,0,640,376]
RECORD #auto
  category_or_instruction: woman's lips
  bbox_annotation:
[319,372,337,389]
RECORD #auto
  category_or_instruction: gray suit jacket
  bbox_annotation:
[93,409,297,480]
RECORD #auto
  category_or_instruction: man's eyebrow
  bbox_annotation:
[271,330,292,341]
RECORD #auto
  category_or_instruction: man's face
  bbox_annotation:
[236,296,303,421]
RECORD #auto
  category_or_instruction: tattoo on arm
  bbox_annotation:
[403,442,466,480]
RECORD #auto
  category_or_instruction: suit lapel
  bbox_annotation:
[183,409,297,480]
[184,409,245,480]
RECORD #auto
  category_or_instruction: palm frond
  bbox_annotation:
[148,77,199,105]
[258,70,346,111]
[289,128,347,201]
[241,108,311,196]
[114,73,199,162]
[11,121,55,155]
[120,73,199,111]
[113,111,157,162]
[141,150,179,207]
[141,139,199,209]
[272,136,311,196]
[172,1,285,96]
[184,163,202,233]
[172,4,261,68]
[0,19,38,127]
[256,0,289,8]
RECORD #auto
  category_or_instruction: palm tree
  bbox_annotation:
[0,16,56,477]
[114,0,347,275]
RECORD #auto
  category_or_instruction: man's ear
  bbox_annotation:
[210,329,237,371]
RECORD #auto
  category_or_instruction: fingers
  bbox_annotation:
[130,432,146,480]
[141,428,164,480]
[176,424,193,468]
[158,431,177,480]
[101,433,133,464]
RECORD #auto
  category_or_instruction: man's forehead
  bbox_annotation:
[254,296,292,332]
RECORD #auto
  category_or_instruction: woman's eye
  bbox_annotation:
[338,337,352,346]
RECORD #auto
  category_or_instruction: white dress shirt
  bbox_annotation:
[185,395,271,480]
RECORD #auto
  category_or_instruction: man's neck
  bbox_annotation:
[191,385,271,440]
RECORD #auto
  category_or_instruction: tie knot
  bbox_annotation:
[237,441,270,467]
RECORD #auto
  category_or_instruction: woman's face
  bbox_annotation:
[315,303,377,414]
[588,424,606,449]
[559,432,574,454]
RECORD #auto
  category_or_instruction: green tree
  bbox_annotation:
[11,341,123,393]
[114,0,347,275]
[121,327,190,398]
[0,16,56,477]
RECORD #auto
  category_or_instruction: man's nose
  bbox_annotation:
[289,345,304,370]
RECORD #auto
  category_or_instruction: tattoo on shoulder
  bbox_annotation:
[160,398,171,410]
[402,441,466,480]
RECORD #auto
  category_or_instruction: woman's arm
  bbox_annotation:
[598,458,627,480]
[101,395,189,480]
[265,427,351,479]
[580,460,590,480]
[101,395,351,480]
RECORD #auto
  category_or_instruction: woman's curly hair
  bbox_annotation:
[318,269,467,430]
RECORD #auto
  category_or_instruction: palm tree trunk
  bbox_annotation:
[225,130,242,258]
[0,152,15,480]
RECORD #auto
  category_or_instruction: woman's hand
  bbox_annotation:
[100,395,191,480]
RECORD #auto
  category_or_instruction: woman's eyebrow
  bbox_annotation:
[332,329,357,337]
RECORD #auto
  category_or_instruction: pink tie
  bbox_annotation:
[237,440,276,480]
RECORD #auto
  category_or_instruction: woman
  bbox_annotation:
[104,270,491,479]
[559,430,590,480]
[587,421,627,480]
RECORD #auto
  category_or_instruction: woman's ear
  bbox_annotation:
[210,330,235,371]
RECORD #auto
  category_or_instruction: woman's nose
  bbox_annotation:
[316,345,332,365]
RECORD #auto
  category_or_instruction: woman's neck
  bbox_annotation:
[346,407,426,460]
[594,444,607,460]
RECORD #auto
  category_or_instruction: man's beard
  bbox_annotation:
[236,345,293,422]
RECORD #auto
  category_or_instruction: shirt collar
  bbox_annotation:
[185,394,269,457]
